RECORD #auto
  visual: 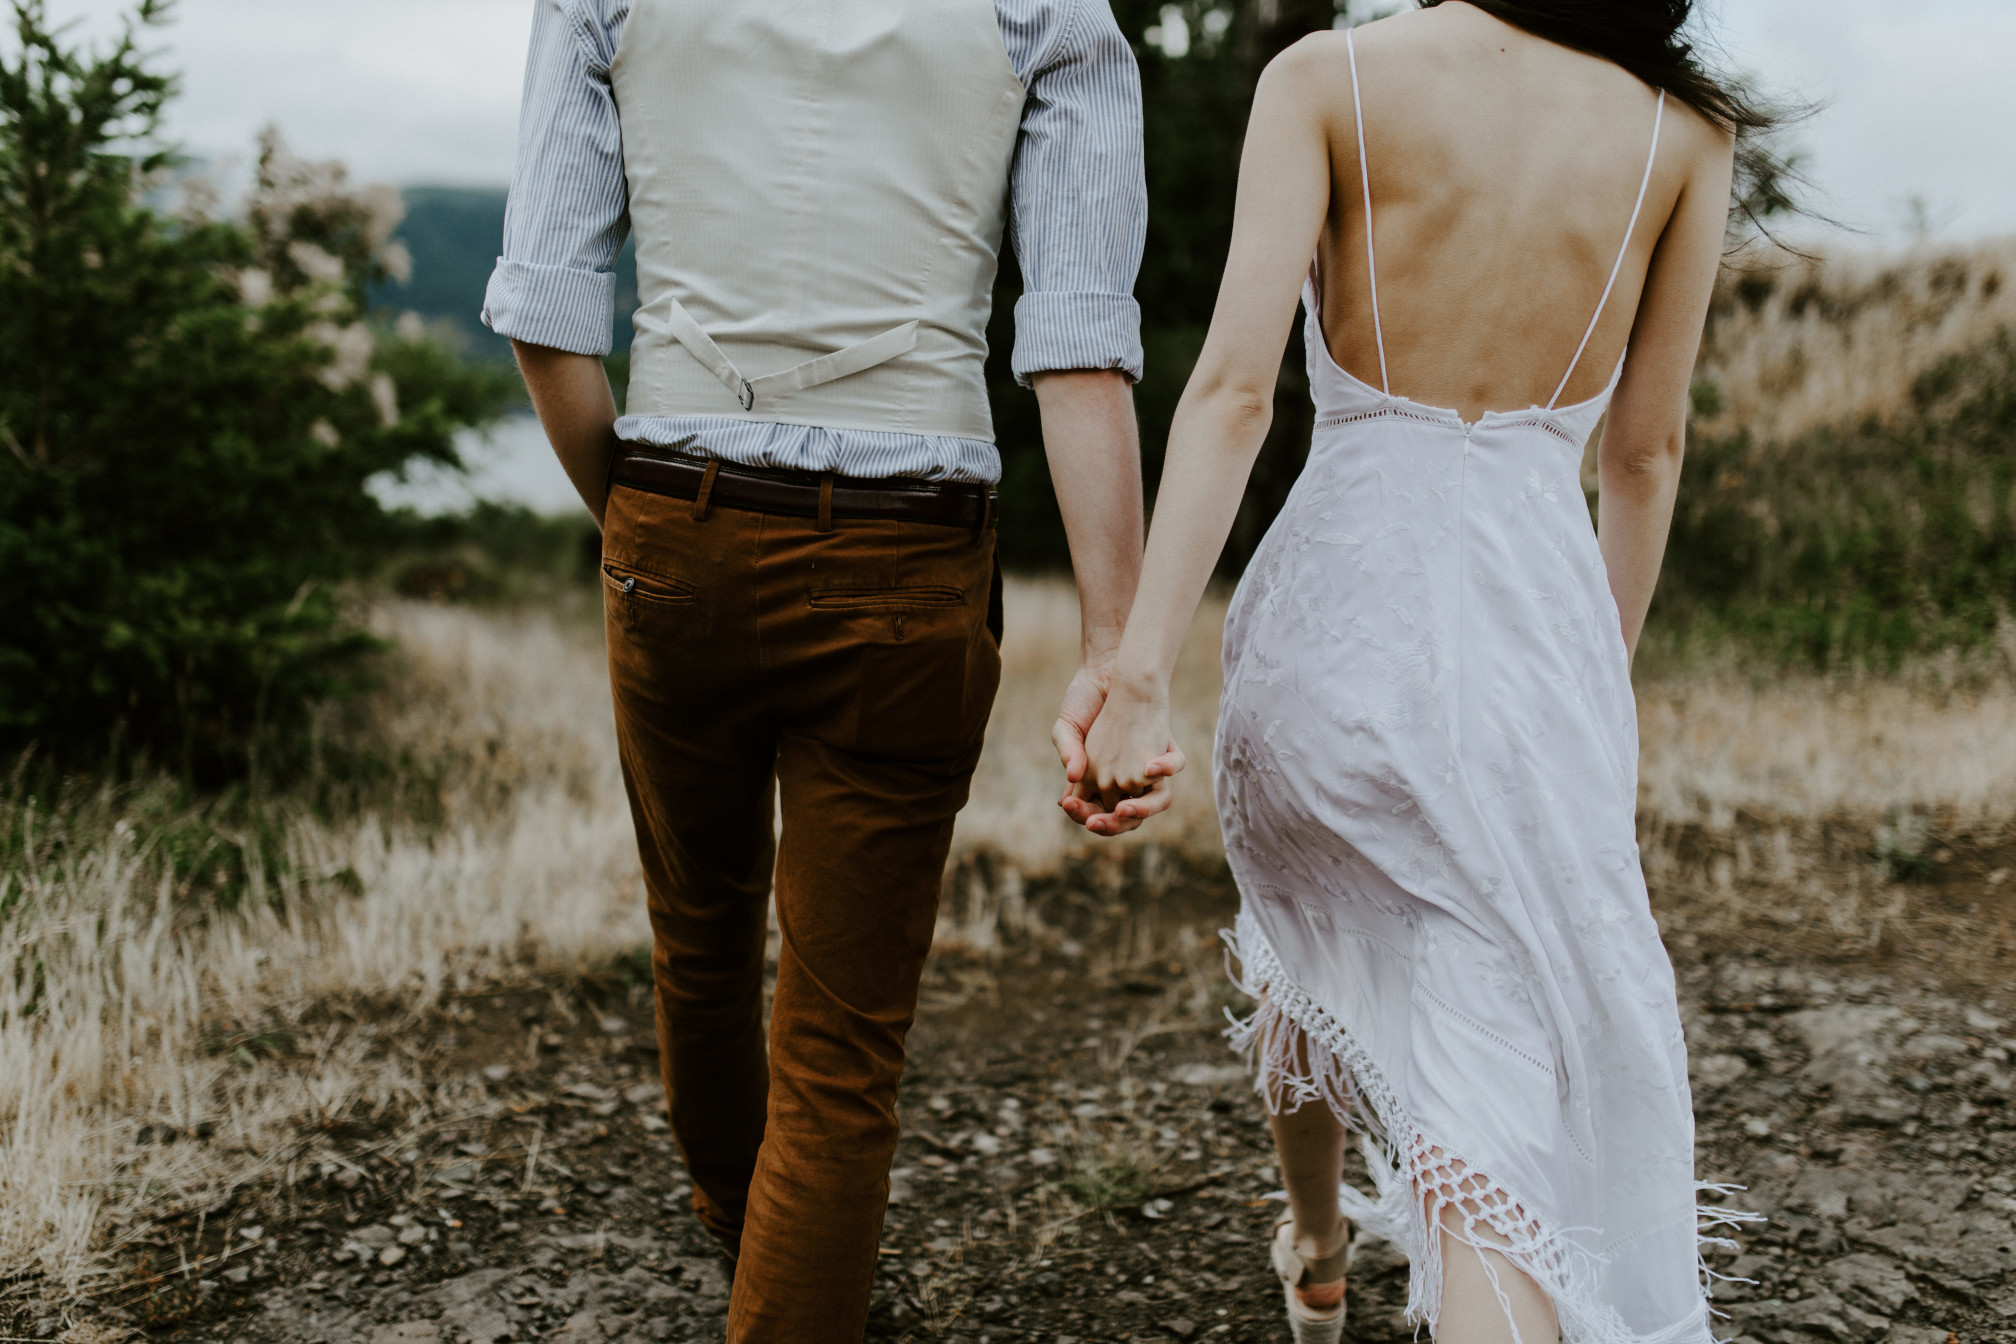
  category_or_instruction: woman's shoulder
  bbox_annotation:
[1257,16,1418,100]
[1252,29,1353,115]
[1266,7,1429,71]
[1260,6,1510,106]
[1260,29,1350,83]
[1656,92,1738,184]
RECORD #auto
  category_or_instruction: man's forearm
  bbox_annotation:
[512,340,621,530]
[1031,369,1145,665]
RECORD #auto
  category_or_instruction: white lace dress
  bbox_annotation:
[1218,36,1744,1344]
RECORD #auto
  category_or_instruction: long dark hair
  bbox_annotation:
[1417,0,1804,233]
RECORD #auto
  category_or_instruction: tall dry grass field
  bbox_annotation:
[1694,237,2016,444]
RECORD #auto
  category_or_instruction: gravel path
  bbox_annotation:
[11,854,2013,1344]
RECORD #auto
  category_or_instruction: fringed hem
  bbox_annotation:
[1222,910,1753,1344]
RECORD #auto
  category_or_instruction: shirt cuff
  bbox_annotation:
[1011,291,1144,387]
[481,258,618,357]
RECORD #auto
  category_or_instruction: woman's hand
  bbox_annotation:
[1053,663,1181,837]
[1063,676,1186,838]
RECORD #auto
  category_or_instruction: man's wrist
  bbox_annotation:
[1079,625,1127,671]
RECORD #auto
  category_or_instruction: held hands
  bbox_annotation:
[1051,665,1187,838]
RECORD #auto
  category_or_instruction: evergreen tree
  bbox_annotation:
[0,0,515,777]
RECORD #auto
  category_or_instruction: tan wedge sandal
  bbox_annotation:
[1270,1210,1353,1344]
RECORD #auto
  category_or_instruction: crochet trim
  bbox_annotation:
[1223,911,1754,1344]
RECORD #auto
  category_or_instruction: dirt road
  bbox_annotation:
[14,850,2014,1344]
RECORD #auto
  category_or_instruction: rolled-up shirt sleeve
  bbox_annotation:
[1008,0,1147,386]
[481,0,631,357]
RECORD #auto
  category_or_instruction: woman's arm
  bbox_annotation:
[1073,44,1336,825]
[1597,132,1734,664]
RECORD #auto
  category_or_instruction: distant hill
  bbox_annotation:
[379,186,638,360]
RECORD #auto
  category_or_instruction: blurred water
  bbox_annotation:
[369,414,586,517]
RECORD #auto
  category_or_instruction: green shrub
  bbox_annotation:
[374,501,601,604]
[1657,332,2016,668]
[0,1,516,779]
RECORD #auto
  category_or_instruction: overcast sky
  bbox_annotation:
[35,0,2016,245]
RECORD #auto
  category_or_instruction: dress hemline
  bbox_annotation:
[1223,909,1753,1344]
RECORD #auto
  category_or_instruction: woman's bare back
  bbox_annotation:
[1303,3,1729,421]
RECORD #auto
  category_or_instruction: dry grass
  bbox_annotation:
[1693,237,2016,445]
[978,585,2016,868]
[1,605,644,1297]
[1634,654,2016,958]
[952,579,1229,873]
[1638,659,2016,831]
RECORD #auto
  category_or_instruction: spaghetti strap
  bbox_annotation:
[1346,29,1389,395]
[1548,90,1666,410]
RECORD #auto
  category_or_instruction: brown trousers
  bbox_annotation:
[601,481,1001,1343]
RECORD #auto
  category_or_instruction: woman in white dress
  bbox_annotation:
[1066,2,1772,1341]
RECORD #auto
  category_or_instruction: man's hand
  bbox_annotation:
[512,339,621,529]
[1052,664,1186,837]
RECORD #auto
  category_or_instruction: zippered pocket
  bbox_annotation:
[603,561,696,605]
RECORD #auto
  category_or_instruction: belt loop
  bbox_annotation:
[817,475,835,534]
[691,459,720,523]
[603,443,624,504]
[972,487,995,546]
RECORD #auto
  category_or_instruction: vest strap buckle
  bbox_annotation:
[647,297,919,416]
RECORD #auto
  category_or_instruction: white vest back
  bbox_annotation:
[610,0,1026,444]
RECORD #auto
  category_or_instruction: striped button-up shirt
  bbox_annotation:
[483,0,1147,484]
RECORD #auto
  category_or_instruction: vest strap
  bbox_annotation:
[646,298,920,414]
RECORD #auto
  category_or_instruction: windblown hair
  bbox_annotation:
[1418,0,1805,233]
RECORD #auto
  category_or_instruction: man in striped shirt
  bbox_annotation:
[484,1,1152,1338]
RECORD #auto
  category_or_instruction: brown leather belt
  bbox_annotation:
[608,444,996,532]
